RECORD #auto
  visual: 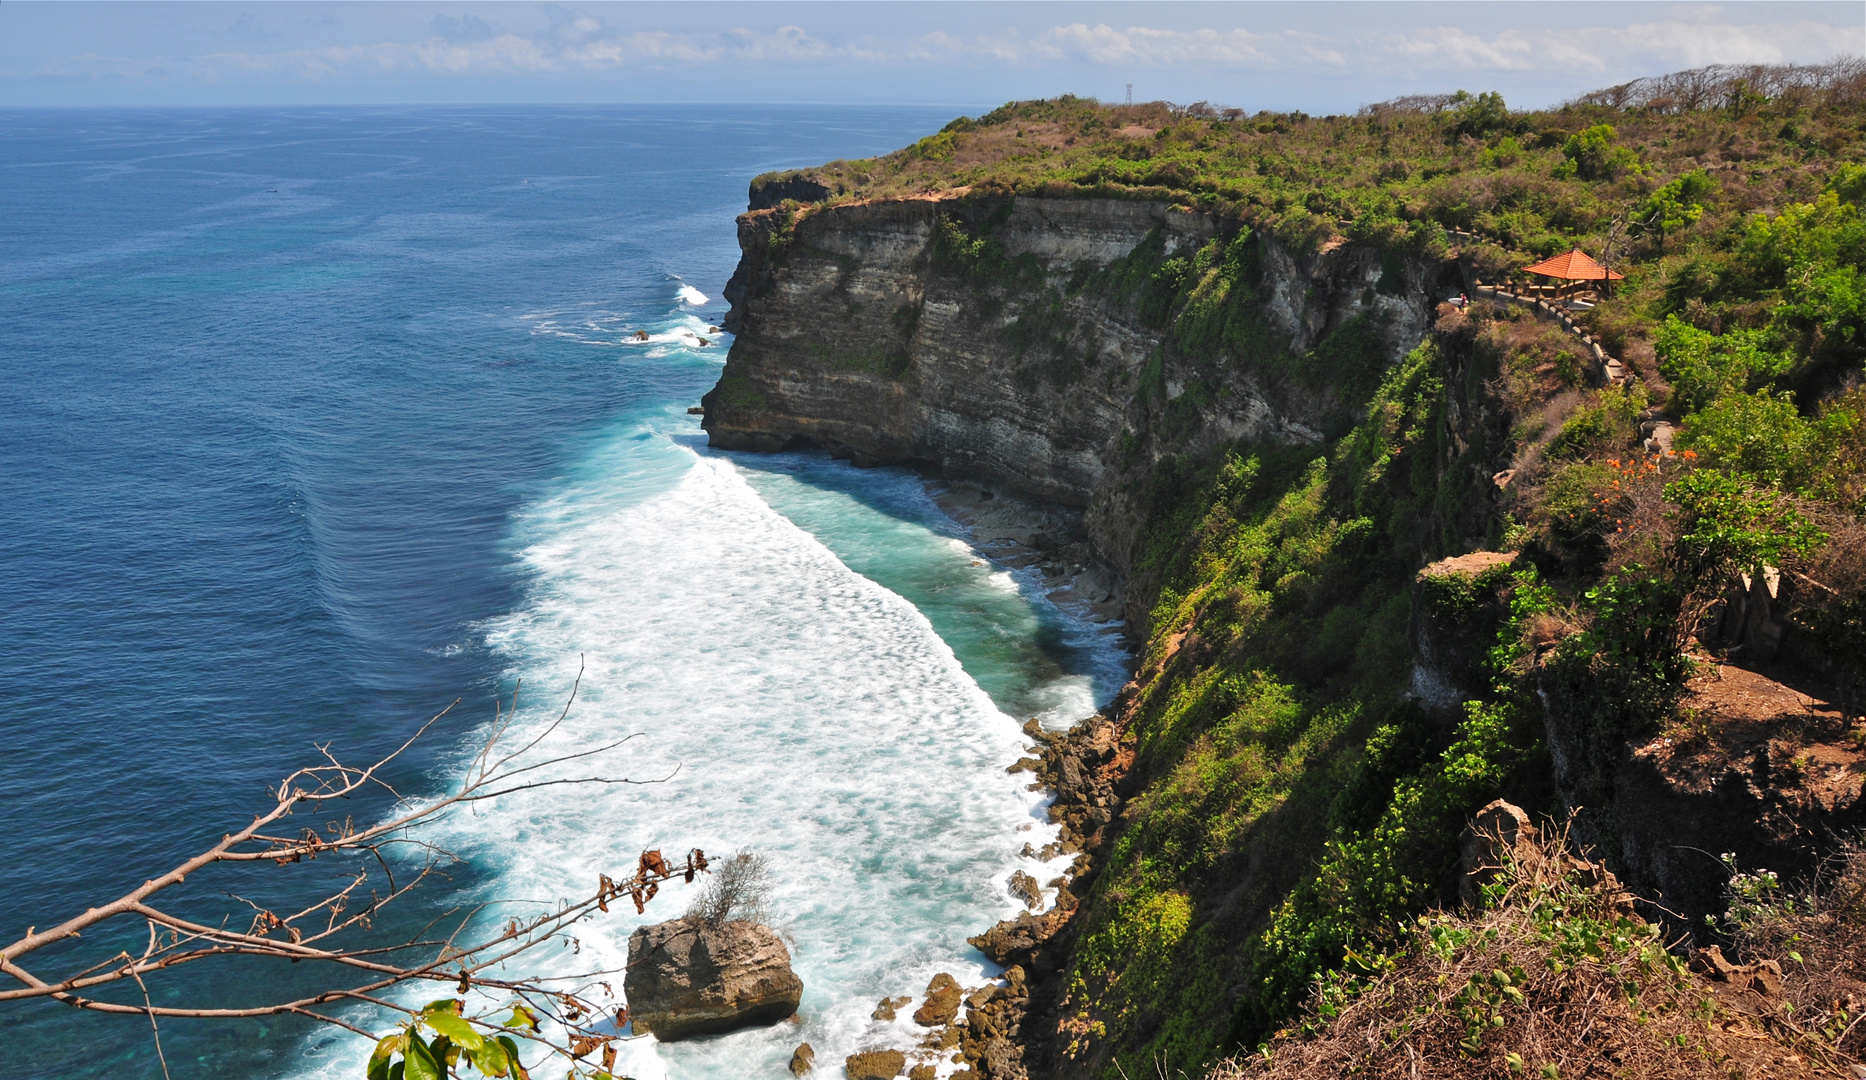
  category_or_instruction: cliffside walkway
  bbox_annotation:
[1447,229,1634,388]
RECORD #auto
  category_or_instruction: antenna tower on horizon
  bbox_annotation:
[1126,83,1133,106]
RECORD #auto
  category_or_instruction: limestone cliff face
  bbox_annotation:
[705,192,1449,625]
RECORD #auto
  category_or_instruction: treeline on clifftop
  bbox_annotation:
[759,62,1866,1079]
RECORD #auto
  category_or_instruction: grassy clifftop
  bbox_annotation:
[760,61,1862,264]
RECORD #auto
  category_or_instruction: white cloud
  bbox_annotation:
[1607,17,1851,67]
[3,4,1856,101]
[1039,23,1275,67]
[1374,16,1853,78]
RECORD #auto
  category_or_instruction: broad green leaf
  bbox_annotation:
[496,1035,525,1078]
[423,1008,485,1049]
[367,1033,406,1080]
[468,1037,510,1077]
[403,1032,442,1080]
[504,1005,540,1032]
[422,998,463,1018]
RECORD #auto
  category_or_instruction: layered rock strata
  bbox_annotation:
[704,193,1444,626]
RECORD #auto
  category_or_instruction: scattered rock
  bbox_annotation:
[967,912,1046,966]
[1002,965,1026,996]
[913,973,962,1026]
[686,406,705,415]
[908,1066,937,1080]
[1459,799,1536,909]
[1007,870,1042,910]
[790,1043,816,1076]
[624,916,803,1041]
[844,1049,906,1080]
[872,995,912,1021]
[1692,945,1785,997]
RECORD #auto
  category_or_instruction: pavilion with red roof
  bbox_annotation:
[1520,249,1624,297]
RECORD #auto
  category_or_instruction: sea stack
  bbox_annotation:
[624,916,803,1040]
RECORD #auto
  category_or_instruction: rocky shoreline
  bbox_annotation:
[883,484,1136,1080]
[832,701,1137,1080]
[928,481,1124,626]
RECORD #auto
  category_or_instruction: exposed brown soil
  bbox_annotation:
[1638,660,1859,811]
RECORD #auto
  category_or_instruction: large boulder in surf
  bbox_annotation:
[624,916,803,1040]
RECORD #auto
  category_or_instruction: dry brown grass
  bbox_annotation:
[1734,847,1866,1061]
[1209,826,1848,1080]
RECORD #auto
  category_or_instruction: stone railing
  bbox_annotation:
[1447,229,1631,388]
[1470,286,1630,386]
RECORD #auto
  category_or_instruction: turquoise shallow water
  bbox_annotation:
[1,106,1124,1079]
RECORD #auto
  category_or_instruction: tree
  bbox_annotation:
[686,851,773,928]
[1557,124,1638,181]
[0,666,705,1080]
[1446,90,1512,140]
[1586,469,1824,683]
[1636,169,1715,249]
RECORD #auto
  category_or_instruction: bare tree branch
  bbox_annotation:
[0,661,704,1079]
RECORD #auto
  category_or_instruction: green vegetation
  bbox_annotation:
[758,61,1862,272]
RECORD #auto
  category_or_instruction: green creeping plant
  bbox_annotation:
[366,1000,632,1080]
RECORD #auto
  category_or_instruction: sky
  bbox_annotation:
[1,1,1862,111]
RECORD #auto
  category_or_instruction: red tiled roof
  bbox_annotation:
[1522,249,1625,281]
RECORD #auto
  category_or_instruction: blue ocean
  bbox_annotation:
[0,108,1125,1079]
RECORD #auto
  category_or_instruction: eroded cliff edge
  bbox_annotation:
[702,193,1453,629]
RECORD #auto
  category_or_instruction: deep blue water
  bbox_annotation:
[1,107,1123,1080]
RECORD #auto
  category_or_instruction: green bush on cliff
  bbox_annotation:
[1064,341,1514,1076]
[755,62,1862,289]
[1238,567,1553,1040]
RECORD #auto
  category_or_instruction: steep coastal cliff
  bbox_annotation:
[703,80,1866,1080]
[706,193,1445,625]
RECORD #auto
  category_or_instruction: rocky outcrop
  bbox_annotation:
[623,917,803,1040]
[705,193,1448,628]
[844,1049,906,1080]
[912,973,962,1026]
[1411,551,1517,712]
[1458,798,1536,908]
[749,173,834,211]
[1609,663,1864,924]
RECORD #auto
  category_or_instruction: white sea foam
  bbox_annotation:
[675,284,709,306]
[290,448,1063,1080]
[516,308,727,352]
